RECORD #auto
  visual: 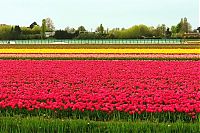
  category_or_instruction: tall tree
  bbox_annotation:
[9,25,22,40]
[165,28,172,38]
[45,18,55,31]
[176,18,192,33]
[96,24,104,34]
[176,18,184,33]
[41,19,46,39]
[155,24,166,38]
[183,17,192,33]
[171,26,177,37]
[160,24,166,38]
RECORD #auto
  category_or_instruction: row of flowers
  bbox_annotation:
[0,53,199,58]
[0,60,199,120]
[0,48,199,54]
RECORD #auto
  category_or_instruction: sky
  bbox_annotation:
[0,0,199,30]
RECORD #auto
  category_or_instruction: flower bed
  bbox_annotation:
[0,60,199,122]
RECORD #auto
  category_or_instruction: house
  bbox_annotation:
[45,31,55,38]
[197,27,200,33]
[183,33,200,38]
[0,24,7,26]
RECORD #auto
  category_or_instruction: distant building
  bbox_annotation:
[0,24,7,26]
[45,31,55,38]
[197,27,200,33]
[183,33,200,38]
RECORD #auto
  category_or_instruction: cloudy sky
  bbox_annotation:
[0,0,199,30]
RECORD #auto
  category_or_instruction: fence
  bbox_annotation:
[0,39,197,44]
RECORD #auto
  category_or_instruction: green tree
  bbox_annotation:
[0,25,12,40]
[41,19,46,39]
[30,22,38,29]
[176,18,192,34]
[54,30,74,39]
[65,26,76,33]
[32,25,41,34]
[154,24,166,38]
[171,26,177,38]
[77,26,86,33]
[112,24,152,39]
[183,17,192,33]
[21,27,32,35]
[176,18,184,33]
[96,24,104,34]
[161,24,166,38]
[165,28,172,38]
[9,25,22,40]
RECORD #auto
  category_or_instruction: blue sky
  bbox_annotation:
[0,0,199,30]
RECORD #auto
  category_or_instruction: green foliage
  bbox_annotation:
[9,25,22,40]
[112,25,154,39]
[19,26,41,39]
[0,17,197,40]
[166,28,172,39]
[0,25,12,40]
[171,26,177,37]
[153,24,166,38]
[29,22,38,29]
[54,30,75,39]
[32,26,41,34]
[65,27,76,33]
[96,24,104,34]
[175,17,192,37]
[21,27,33,35]
[77,26,86,33]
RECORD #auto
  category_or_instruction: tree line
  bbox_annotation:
[0,17,199,40]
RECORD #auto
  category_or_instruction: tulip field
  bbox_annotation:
[0,43,199,60]
[0,60,200,132]
[0,42,199,132]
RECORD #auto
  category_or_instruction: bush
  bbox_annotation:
[54,30,75,39]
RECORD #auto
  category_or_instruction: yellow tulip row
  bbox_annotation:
[0,49,199,54]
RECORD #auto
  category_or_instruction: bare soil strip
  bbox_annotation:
[0,53,199,58]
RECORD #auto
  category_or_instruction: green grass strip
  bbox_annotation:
[0,117,199,133]
[0,108,199,123]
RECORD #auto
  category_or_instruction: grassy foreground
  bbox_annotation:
[0,117,199,133]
